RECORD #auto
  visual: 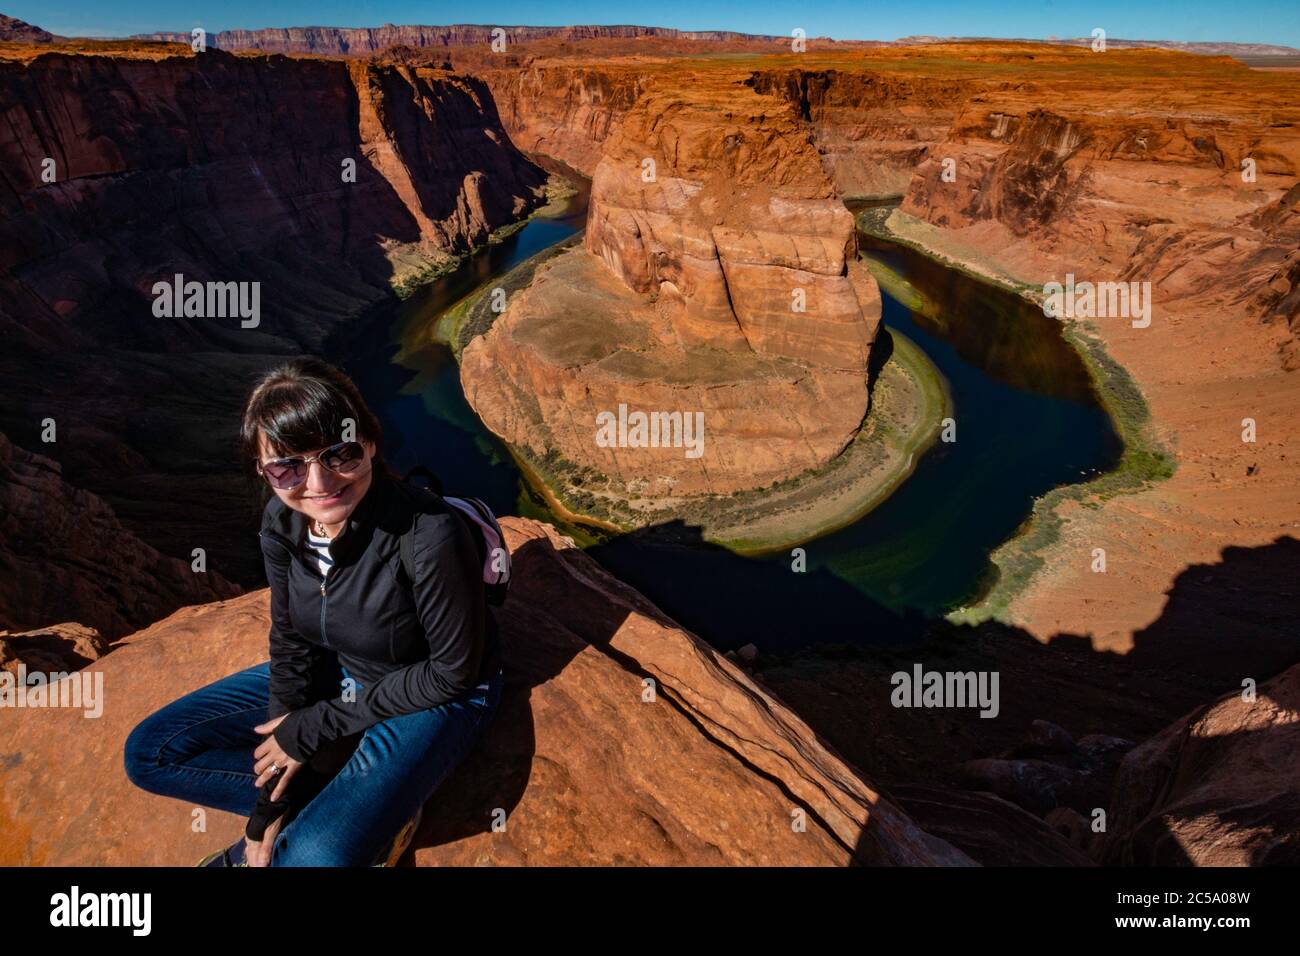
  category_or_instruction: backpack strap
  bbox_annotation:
[396,469,487,590]
[399,523,417,588]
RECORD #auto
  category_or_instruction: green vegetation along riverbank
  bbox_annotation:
[855,206,1176,623]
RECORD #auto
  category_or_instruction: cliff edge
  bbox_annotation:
[0,516,973,866]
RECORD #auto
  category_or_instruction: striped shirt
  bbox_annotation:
[305,527,335,577]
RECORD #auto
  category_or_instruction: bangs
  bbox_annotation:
[251,379,357,459]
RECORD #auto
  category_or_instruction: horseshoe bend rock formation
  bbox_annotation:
[0,517,973,866]
[460,76,882,498]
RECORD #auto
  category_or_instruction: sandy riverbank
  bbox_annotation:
[869,208,1300,653]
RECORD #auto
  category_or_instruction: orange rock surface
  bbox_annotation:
[1103,662,1300,865]
[0,518,972,866]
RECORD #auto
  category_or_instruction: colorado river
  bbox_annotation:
[333,165,1121,652]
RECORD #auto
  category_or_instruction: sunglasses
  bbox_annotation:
[257,440,366,490]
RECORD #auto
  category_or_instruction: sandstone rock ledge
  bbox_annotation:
[0,517,972,866]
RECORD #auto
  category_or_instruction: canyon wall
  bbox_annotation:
[901,92,1300,328]
[0,46,548,584]
[461,73,882,498]
[747,68,972,198]
[467,61,655,175]
[0,433,239,639]
[2,47,547,349]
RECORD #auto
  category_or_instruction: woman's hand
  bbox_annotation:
[245,812,285,867]
[253,714,304,801]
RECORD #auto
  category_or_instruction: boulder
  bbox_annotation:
[1102,663,1300,866]
[891,785,1094,866]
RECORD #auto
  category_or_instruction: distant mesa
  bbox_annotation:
[0,14,62,43]
[125,23,810,55]
[895,35,1300,57]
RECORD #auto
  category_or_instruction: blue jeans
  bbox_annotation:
[123,660,505,866]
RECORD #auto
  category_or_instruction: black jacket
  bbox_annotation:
[259,463,502,766]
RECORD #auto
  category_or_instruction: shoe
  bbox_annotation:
[373,805,423,867]
[196,837,250,867]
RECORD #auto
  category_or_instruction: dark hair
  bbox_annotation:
[240,357,394,483]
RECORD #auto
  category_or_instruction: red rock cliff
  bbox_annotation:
[747,68,972,198]
[468,60,654,175]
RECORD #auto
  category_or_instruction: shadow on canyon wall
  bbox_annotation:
[413,529,1299,865]
[0,50,547,586]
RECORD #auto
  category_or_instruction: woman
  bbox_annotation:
[123,357,505,866]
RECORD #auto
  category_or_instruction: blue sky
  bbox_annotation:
[15,0,1300,47]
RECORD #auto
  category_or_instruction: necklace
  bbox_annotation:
[312,519,329,538]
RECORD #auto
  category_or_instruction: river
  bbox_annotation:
[333,165,1121,653]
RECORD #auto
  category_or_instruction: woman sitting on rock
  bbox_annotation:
[123,357,505,866]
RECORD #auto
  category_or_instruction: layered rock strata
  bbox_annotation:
[461,75,881,498]
[0,433,240,639]
[131,24,795,54]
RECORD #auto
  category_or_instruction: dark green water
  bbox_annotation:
[333,176,1121,653]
